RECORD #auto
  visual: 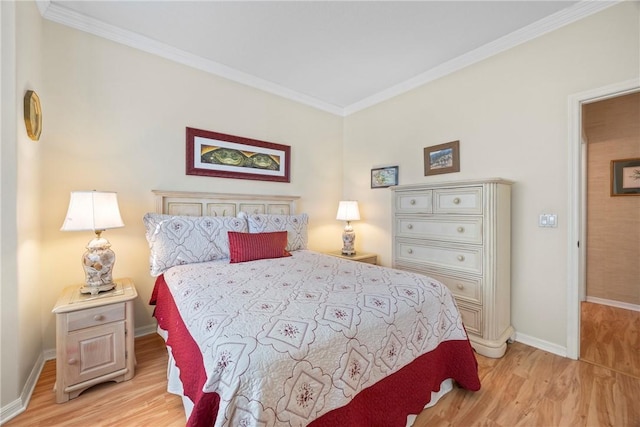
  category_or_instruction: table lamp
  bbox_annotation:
[336,200,360,255]
[60,191,124,295]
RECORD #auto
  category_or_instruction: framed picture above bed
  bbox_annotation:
[611,158,640,196]
[424,140,460,176]
[186,127,291,182]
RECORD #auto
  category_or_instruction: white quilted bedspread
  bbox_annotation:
[162,250,468,426]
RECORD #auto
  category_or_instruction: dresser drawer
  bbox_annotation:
[67,303,125,332]
[395,191,432,214]
[395,239,483,274]
[434,187,483,214]
[396,216,483,244]
[425,271,482,304]
[456,301,482,336]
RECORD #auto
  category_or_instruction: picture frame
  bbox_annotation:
[424,140,460,176]
[371,166,399,188]
[610,158,640,196]
[186,127,290,182]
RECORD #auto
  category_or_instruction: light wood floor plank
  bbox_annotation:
[5,332,640,426]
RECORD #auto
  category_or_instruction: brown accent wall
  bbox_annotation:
[583,92,640,305]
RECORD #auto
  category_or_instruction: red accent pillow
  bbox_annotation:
[228,231,292,263]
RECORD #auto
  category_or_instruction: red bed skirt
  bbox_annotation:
[150,275,480,427]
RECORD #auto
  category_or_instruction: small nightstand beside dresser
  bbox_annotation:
[326,250,377,265]
[51,277,137,403]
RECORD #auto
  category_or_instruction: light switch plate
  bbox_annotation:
[539,214,558,228]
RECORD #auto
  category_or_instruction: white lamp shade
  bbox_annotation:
[60,191,124,232]
[336,201,360,221]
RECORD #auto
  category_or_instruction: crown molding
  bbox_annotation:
[39,1,619,117]
[38,0,344,116]
[343,0,621,115]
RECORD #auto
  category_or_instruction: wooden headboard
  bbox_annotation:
[152,190,300,217]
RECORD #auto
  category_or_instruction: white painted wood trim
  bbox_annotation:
[566,78,640,360]
[585,297,640,313]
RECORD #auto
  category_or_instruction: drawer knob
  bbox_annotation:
[457,255,465,262]
[457,226,465,233]
[93,314,105,321]
[407,248,413,254]
[407,224,413,230]
[453,197,461,204]
[410,199,416,205]
[456,283,465,290]
[68,358,77,365]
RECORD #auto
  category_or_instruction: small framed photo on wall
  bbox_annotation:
[424,140,460,176]
[371,166,399,188]
[611,158,640,196]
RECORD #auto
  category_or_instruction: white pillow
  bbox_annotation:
[246,213,308,251]
[143,213,248,276]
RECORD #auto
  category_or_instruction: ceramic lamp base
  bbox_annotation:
[81,235,117,294]
[341,224,356,255]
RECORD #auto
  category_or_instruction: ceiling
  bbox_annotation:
[38,1,616,115]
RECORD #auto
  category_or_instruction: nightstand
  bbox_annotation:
[326,250,377,265]
[51,277,137,403]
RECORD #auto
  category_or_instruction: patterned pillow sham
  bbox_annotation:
[228,231,291,263]
[143,213,248,276]
[245,213,308,251]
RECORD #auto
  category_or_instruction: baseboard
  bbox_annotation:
[0,352,45,424]
[514,332,568,358]
[2,323,159,423]
[586,296,640,312]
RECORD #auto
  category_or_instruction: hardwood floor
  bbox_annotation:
[580,301,640,379]
[5,333,640,426]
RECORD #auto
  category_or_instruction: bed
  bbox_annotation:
[146,191,480,427]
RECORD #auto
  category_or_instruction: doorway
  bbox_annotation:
[567,79,639,361]
[579,92,640,377]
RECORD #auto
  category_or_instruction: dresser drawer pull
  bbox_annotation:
[457,226,464,233]
[453,197,461,204]
[407,224,413,230]
[410,199,416,205]
[457,255,465,262]
[456,283,465,290]
[93,315,105,321]
[68,358,77,365]
[407,248,413,254]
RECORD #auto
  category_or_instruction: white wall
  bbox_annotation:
[1,0,44,412]
[38,20,344,350]
[344,2,640,350]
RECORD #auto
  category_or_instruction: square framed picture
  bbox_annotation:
[424,140,460,176]
[611,158,640,196]
[371,166,399,188]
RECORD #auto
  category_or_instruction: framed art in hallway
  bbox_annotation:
[371,166,399,188]
[186,127,291,182]
[424,140,460,176]
[610,158,640,196]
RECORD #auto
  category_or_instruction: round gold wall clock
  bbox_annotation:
[24,90,42,141]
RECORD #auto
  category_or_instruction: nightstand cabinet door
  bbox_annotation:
[64,320,126,386]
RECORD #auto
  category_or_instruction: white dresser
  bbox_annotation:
[391,178,513,358]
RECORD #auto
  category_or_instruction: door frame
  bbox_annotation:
[566,78,640,359]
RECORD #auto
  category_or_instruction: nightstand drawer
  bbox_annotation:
[434,187,483,214]
[395,191,433,214]
[395,216,483,244]
[67,303,125,332]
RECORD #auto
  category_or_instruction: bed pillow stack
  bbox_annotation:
[144,212,309,274]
